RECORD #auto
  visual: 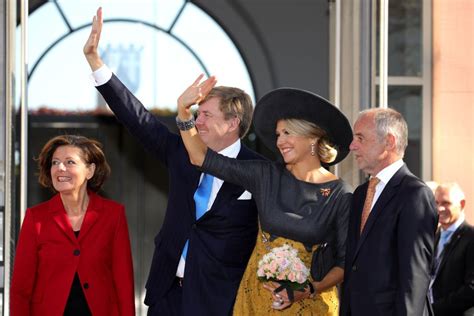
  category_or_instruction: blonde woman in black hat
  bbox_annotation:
[176,76,352,315]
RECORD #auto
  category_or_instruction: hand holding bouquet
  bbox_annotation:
[257,244,310,307]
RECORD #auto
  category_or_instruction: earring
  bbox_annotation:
[311,143,315,156]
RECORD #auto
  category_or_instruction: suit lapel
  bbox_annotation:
[210,181,241,211]
[198,170,242,221]
[352,165,409,262]
[434,230,441,248]
[356,184,397,245]
[436,223,466,276]
[50,192,104,243]
[78,192,101,241]
[352,182,368,242]
[49,194,77,244]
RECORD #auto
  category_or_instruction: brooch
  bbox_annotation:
[320,188,331,197]
[261,232,272,251]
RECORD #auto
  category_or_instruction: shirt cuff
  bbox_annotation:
[89,64,113,86]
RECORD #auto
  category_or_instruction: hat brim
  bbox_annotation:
[253,88,352,166]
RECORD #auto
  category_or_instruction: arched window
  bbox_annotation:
[18,0,254,113]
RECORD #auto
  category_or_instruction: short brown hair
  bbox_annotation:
[37,135,111,192]
[203,86,254,138]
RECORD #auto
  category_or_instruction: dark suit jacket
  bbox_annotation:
[97,75,262,316]
[341,164,437,316]
[432,222,474,315]
[10,192,135,316]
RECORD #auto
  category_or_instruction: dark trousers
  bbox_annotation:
[147,279,183,316]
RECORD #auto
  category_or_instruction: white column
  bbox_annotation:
[19,0,29,223]
[378,0,388,108]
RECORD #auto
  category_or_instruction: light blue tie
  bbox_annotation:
[429,230,455,303]
[181,173,214,260]
[437,230,453,258]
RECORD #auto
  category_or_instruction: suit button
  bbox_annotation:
[73,249,80,256]
[83,283,89,289]
[352,265,357,272]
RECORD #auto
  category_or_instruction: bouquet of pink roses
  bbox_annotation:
[257,244,310,291]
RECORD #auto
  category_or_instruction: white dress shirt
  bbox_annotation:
[90,64,113,86]
[371,159,404,210]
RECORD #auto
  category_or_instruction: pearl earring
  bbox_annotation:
[311,143,315,156]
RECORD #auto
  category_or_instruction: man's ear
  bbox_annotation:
[228,117,240,133]
[460,199,466,210]
[385,133,396,151]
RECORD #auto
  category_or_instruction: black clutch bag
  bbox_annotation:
[310,243,335,281]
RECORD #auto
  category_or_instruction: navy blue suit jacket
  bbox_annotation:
[341,165,437,316]
[97,75,262,315]
[432,222,474,315]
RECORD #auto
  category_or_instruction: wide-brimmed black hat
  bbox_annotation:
[253,88,352,166]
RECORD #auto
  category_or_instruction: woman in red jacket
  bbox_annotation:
[11,135,135,316]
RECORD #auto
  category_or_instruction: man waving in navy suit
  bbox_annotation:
[341,108,437,316]
[83,8,264,316]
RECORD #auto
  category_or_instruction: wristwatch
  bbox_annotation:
[176,115,196,131]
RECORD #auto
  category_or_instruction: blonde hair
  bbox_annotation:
[284,119,338,164]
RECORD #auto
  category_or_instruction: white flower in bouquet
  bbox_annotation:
[257,244,310,289]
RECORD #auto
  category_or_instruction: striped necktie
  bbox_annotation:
[360,177,380,234]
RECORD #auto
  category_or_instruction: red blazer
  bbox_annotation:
[10,192,135,316]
